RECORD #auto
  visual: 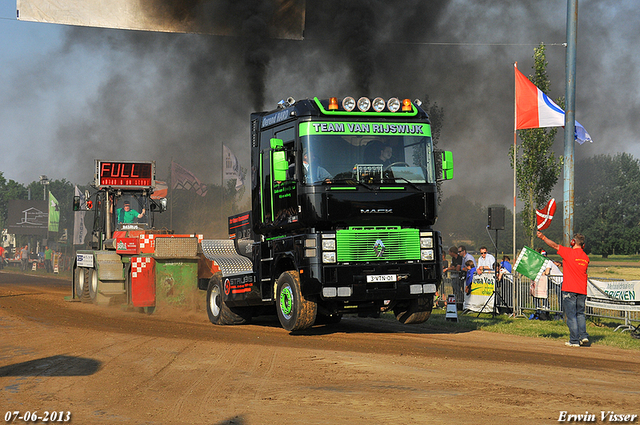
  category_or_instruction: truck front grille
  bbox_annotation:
[336,227,420,262]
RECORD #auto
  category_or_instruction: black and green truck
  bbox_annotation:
[200,96,453,331]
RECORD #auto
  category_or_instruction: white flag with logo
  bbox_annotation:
[223,145,244,190]
[73,186,88,245]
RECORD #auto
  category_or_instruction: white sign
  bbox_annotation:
[76,252,94,268]
[366,274,396,283]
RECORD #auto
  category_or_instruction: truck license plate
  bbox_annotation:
[366,274,397,283]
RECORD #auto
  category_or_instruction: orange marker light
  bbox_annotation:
[402,99,412,111]
[328,97,339,110]
[86,200,93,210]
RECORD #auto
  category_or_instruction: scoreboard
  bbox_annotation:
[95,160,155,189]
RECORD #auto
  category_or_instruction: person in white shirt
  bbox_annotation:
[476,246,496,274]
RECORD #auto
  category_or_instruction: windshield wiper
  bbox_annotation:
[391,177,422,191]
[330,178,375,190]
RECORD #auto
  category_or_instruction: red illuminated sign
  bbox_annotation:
[96,161,155,188]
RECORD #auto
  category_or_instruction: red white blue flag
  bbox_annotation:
[515,65,592,144]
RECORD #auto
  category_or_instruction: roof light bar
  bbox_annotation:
[357,97,371,112]
[342,96,356,112]
[387,97,401,112]
[372,97,385,112]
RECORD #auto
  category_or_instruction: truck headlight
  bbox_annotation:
[322,251,336,263]
[420,231,433,249]
[322,239,336,250]
[421,249,434,261]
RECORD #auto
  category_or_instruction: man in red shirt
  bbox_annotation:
[537,231,590,347]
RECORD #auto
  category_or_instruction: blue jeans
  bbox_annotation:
[562,292,589,343]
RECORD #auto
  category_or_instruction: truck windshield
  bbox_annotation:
[300,122,436,185]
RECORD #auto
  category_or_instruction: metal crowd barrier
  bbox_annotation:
[440,272,639,327]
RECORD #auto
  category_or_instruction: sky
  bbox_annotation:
[1,0,640,211]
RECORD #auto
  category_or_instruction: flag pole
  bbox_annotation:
[169,159,173,230]
[513,61,518,316]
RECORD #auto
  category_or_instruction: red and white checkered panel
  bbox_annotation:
[131,256,155,307]
[138,234,156,254]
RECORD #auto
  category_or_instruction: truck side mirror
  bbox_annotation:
[441,151,454,180]
[150,198,167,213]
[270,138,289,182]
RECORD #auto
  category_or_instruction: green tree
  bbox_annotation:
[575,153,640,257]
[0,172,28,230]
[510,44,562,247]
[26,178,75,243]
[423,95,446,203]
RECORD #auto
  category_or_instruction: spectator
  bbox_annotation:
[441,252,449,271]
[537,231,590,347]
[458,245,476,268]
[44,246,53,273]
[443,246,462,274]
[20,245,29,271]
[476,246,496,274]
[464,259,476,295]
[0,245,5,270]
[497,255,512,281]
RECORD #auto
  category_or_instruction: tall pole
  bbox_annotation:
[513,62,518,316]
[563,0,578,245]
[513,63,518,264]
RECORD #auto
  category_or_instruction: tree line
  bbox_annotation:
[1,153,637,257]
[0,172,247,251]
[436,152,640,257]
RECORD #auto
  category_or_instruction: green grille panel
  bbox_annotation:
[336,227,420,262]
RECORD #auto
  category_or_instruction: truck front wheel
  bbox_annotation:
[74,267,90,302]
[394,295,433,324]
[276,271,317,331]
[206,273,251,325]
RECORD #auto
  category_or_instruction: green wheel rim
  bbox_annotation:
[280,285,293,319]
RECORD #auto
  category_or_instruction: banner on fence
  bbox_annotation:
[464,273,495,313]
[587,279,640,312]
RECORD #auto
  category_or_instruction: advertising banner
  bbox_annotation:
[7,200,48,236]
[587,279,640,312]
[464,272,496,313]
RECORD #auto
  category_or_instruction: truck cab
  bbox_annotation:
[203,96,453,331]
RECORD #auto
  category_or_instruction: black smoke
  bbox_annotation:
[4,0,640,218]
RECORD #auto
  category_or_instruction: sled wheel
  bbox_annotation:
[88,268,99,302]
[206,272,251,325]
[276,271,317,331]
[394,295,434,324]
[74,267,91,302]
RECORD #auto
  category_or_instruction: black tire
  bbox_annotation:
[74,267,91,302]
[206,273,251,325]
[394,295,434,324]
[276,271,317,331]
[88,268,99,302]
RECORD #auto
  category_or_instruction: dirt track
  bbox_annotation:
[1,271,639,425]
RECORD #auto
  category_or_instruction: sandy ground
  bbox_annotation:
[1,271,639,425]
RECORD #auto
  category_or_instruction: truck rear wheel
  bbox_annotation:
[206,273,251,325]
[74,267,91,302]
[394,295,433,324]
[276,271,317,331]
